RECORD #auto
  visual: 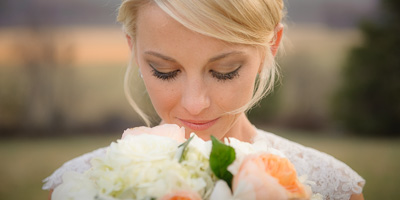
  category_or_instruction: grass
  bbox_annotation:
[0,130,399,200]
[0,133,120,200]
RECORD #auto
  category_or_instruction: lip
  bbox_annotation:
[178,118,220,131]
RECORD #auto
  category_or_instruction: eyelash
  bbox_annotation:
[150,64,241,81]
[210,66,241,81]
[151,69,180,81]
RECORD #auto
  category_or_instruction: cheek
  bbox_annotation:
[142,77,180,117]
[213,74,257,111]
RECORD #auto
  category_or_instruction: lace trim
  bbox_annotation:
[42,147,108,190]
[43,129,365,200]
[253,129,365,200]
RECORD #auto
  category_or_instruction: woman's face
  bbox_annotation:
[132,4,264,140]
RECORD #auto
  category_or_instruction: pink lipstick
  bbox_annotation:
[179,118,219,131]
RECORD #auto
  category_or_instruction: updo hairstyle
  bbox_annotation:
[117,0,286,126]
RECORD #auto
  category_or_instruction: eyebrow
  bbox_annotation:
[144,51,177,62]
[144,50,245,63]
[208,51,245,62]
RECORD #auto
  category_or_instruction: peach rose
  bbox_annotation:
[233,153,310,200]
[122,124,186,143]
[160,190,202,200]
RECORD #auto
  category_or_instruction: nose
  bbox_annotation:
[181,77,210,116]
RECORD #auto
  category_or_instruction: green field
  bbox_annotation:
[0,130,399,200]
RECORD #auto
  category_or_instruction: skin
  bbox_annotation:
[49,3,363,200]
[350,193,365,200]
[127,5,365,199]
[127,4,283,143]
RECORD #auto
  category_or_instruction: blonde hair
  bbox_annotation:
[118,0,286,126]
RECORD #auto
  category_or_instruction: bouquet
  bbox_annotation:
[52,124,322,200]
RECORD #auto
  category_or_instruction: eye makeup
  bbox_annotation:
[145,50,246,82]
[149,63,180,81]
[149,62,242,82]
[210,66,241,81]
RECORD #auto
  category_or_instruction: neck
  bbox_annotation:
[224,113,256,143]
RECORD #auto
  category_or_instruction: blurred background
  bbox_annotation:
[0,0,399,199]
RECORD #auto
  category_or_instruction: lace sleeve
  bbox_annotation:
[254,129,365,200]
[42,147,108,190]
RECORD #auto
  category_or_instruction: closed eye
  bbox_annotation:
[150,64,180,81]
[210,66,241,81]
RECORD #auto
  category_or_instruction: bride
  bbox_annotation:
[43,0,365,199]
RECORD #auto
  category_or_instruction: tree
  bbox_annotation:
[333,0,400,136]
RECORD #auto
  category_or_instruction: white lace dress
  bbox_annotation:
[42,128,365,200]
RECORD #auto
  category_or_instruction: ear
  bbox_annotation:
[126,34,134,51]
[270,23,284,57]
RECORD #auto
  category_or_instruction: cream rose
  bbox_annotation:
[122,124,186,143]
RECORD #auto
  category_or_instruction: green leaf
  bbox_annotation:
[178,135,194,162]
[209,135,236,189]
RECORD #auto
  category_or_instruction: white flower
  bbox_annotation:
[122,124,186,143]
[90,134,191,199]
[187,133,212,159]
[52,124,321,200]
[209,180,256,200]
[54,130,215,200]
[179,133,215,198]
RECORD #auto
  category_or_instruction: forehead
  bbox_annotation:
[136,3,175,34]
[136,4,224,45]
[135,4,256,54]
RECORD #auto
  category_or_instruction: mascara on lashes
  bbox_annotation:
[149,63,241,81]
[210,66,241,81]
